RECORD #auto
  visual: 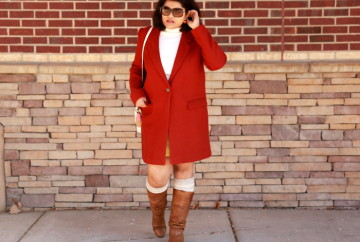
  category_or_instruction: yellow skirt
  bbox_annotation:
[166,137,170,157]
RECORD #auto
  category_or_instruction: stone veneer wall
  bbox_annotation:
[1,61,360,211]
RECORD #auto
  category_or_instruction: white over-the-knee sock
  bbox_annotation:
[146,177,169,194]
[173,177,195,192]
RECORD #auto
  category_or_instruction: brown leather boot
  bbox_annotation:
[168,189,194,242]
[147,189,167,238]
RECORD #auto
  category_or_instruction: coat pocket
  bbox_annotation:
[187,97,207,110]
[140,104,153,116]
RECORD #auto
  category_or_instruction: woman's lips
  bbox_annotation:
[166,20,175,23]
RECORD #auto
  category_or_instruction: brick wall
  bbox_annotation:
[0,0,360,54]
[1,61,360,210]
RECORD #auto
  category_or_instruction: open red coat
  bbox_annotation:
[129,24,227,165]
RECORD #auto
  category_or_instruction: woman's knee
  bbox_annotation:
[147,160,171,187]
[173,163,194,179]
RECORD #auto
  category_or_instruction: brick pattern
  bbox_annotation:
[0,0,360,53]
[1,61,360,210]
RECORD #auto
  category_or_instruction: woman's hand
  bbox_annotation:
[186,10,200,29]
[135,97,147,107]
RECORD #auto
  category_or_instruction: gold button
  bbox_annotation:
[165,88,170,93]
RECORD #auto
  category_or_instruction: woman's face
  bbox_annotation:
[161,0,187,29]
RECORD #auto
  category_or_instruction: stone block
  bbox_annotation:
[242,125,271,135]
[46,84,71,94]
[272,125,299,140]
[19,83,46,94]
[110,176,147,188]
[244,63,308,73]
[103,166,139,175]
[11,161,30,176]
[30,167,67,176]
[21,194,55,207]
[250,81,287,94]
[68,166,103,175]
[210,125,241,135]
[94,194,132,202]
[71,83,100,94]
[85,175,109,187]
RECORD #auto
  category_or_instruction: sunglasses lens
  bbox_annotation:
[173,9,184,17]
[162,7,171,16]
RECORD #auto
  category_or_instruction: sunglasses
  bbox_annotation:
[161,6,185,18]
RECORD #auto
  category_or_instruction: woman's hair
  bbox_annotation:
[152,0,201,32]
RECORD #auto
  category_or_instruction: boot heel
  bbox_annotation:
[147,190,167,238]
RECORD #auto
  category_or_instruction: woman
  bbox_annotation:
[129,0,226,241]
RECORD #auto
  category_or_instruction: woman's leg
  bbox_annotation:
[169,162,195,242]
[146,157,172,238]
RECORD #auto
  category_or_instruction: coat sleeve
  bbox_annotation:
[190,24,227,71]
[129,27,150,105]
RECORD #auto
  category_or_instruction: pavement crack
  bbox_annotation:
[17,211,46,242]
[227,208,239,242]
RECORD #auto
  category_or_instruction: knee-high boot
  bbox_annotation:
[147,189,167,238]
[168,189,194,242]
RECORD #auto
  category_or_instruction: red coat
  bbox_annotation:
[129,24,227,165]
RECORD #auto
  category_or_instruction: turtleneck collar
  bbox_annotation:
[164,27,181,33]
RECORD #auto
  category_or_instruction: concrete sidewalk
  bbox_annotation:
[1,208,359,242]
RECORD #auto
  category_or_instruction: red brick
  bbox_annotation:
[350,26,360,33]
[337,17,360,25]
[102,2,125,9]
[232,1,255,8]
[0,37,21,44]
[311,0,335,7]
[22,20,46,27]
[9,29,33,36]
[101,20,125,27]
[127,2,151,9]
[0,20,20,27]
[23,2,48,9]
[258,36,282,43]
[62,28,86,36]
[85,175,109,187]
[114,28,138,36]
[103,166,139,175]
[297,44,322,51]
[325,8,349,16]
[337,34,360,41]
[0,2,21,9]
[258,1,282,8]
[285,1,308,8]
[94,194,132,202]
[250,81,287,94]
[0,108,15,116]
[37,46,61,53]
[74,20,98,27]
[310,18,334,25]
[21,195,54,208]
[351,43,360,50]
[258,19,282,26]
[45,84,70,94]
[33,117,57,125]
[49,20,72,27]
[297,27,321,34]
[298,9,322,17]
[62,11,85,18]
[87,11,111,18]
[271,10,296,17]
[244,10,268,17]
[101,38,125,45]
[11,161,30,176]
[76,2,99,9]
[23,37,47,44]
[205,19,229,26]
[30,167,67,175]
[244,45,267,51]
[89,46,113,53]
[62,46,86,53]
[231,19,255,26]
[19,83,46,94]
[218,28,242,35]
[272,125,299,140]
[36,29,59,36]
[232,36,255,43]
[75,37,98,45]
[49,2,74,9]
[71,83,100,94]
[218,10,242,17]
[310,35,334,42]
[206,1,229,8]
[10,11,34,18]
[242,125,271,135]
[210,125,242,136]
[35,11,59,18]
[244,28,267,35]
[114,11,137,18]
[337,0,360,7]
[4,150,19,160]
[323,26,348,33]
[351,8,360,15]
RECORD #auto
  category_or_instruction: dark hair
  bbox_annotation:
[152,0,201,32]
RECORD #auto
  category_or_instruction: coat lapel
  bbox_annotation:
[146,28,192,86]
[169,31,192,82]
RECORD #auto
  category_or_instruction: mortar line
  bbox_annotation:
[226,208,239,242]
[17,211,46,242]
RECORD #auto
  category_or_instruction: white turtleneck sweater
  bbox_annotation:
[159,28,182,80]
